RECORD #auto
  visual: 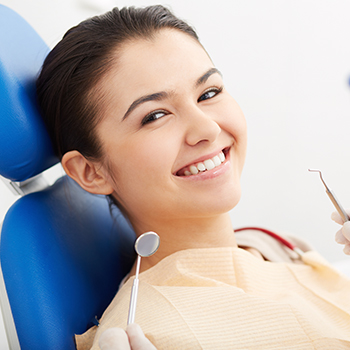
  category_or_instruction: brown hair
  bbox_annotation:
[36,5,199,161]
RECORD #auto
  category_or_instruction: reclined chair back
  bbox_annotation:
[0,5,136,350]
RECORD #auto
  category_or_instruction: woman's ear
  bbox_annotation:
[61,150,114,195]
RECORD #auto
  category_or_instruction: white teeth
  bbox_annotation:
[212,155,221,167]
[204,159,215,170]
[197,162,206,172]
[189,165,199,175]
[181,150,227,176]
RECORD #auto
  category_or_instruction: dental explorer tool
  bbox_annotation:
[308,169,349,222]
[127,231,160,325]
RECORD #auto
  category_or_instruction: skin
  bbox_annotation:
[99,324,157,350]
[62,29,248,274]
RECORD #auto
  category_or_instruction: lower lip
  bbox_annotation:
[176,150,232,181]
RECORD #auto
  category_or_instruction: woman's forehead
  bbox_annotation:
[107,29,213,93]
[95,29,216,124]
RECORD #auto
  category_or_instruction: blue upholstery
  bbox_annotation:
[0,4,57,182]
[0,5,136,350]
[1,177,136,350]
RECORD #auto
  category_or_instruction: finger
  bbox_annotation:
[343,243,350,255]
[126,324,157,350]
[331,209,350,225]
[331,211,343,225]
[99,328,131,350]
[342,221,350,241]
[335,229,348,245]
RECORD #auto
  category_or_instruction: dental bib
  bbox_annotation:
[76,232,350,350]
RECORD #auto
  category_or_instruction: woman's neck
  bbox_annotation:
[130,212,236,275]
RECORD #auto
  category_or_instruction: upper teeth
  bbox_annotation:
[184,151,225,176]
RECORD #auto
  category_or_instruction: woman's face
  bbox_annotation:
[97,29,247,232]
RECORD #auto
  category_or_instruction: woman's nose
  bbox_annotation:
[184,108,221,146]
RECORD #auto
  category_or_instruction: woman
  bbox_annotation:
[36,5,350,349]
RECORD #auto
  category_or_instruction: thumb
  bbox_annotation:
[99,328,131,350]
[331,209,350,225]
[342,221,350,241]
[331,211,344,225]
[126,324,157,350]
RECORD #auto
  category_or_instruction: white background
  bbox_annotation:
[1,0,350,348]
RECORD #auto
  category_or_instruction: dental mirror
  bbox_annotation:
[135,231,160,257]
[127,231,160,324]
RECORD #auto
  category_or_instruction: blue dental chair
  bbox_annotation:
[0,5,136,350]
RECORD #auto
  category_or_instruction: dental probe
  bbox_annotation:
[308,169,349,223]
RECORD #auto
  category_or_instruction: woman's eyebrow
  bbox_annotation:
[122,68,222,121]
[195,68,222,87]
[122,91,168,121]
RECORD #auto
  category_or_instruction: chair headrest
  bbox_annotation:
[0,5,58,182]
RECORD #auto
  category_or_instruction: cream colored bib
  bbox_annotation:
[77,240,350,349]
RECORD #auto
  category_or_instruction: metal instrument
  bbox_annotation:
[127,231,160,325]
[308,169,349,222]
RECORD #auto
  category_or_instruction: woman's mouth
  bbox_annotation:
[176,148,229,177]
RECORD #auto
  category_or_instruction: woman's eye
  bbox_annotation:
[141,110,167,125]
[198,87,223,102]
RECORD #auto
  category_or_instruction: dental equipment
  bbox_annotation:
[235,227,304,257]
[308,169,349,223]
[127,231,160,325]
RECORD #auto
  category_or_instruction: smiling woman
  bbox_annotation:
[36,5,350,350]
[75,28,247,238]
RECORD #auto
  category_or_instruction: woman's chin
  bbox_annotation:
[211,189,241,215]
[182,186,242,218]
